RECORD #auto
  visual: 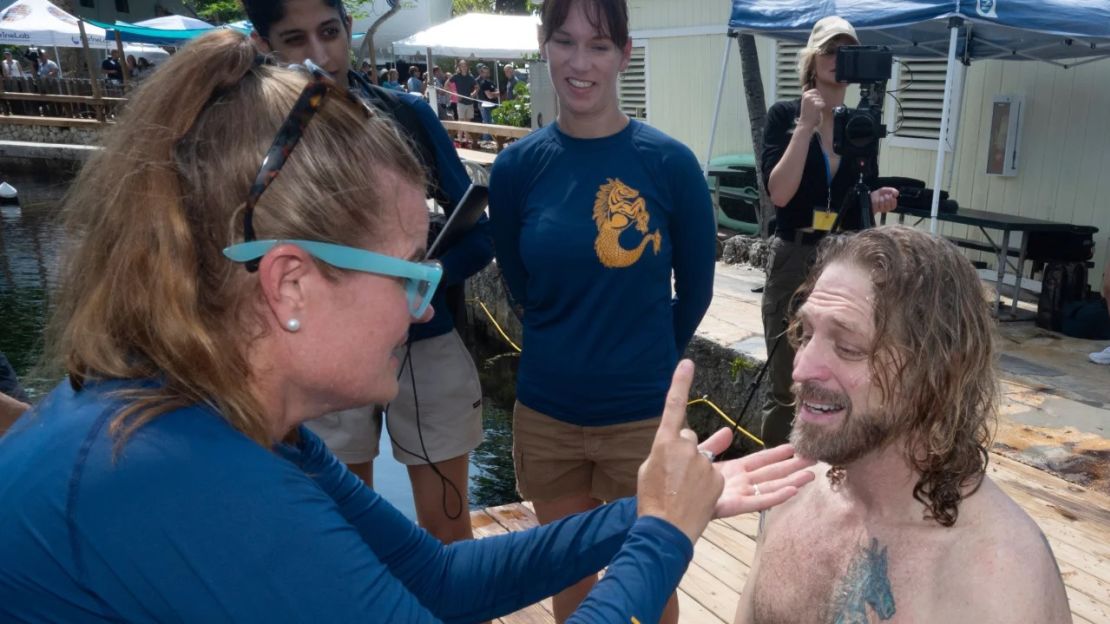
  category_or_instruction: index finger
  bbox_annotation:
[655,359,695,442]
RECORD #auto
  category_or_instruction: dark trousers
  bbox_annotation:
[759,237,818,447]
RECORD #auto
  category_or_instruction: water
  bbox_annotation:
[0,168,521,520]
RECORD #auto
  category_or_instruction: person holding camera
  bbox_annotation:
[759,16,900,447]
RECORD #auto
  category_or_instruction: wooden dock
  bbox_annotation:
[472,453,1109,623]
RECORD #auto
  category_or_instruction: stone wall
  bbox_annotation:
[466,261,772,458]
[0,122,104,146]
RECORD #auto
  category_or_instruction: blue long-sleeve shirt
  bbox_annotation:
[489,120,716,426]
[0,380,694,623]
[351,73,494,342]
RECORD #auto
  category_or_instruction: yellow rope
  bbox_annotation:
[467,297,764,447]
[470,298,522,353]
[687,397,765,447]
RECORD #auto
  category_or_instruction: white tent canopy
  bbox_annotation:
[0,0,111,48]
[131,15,213,31]
[392,13,540,59]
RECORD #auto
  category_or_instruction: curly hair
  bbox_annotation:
[788,226,997,527]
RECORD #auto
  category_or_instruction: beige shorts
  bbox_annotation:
[512,401,660,503]
[305,330,484,466]
[456,103,474,122]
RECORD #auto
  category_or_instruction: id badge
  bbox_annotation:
[812,209,836,232]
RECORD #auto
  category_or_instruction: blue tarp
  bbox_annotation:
[728,0,1110,63]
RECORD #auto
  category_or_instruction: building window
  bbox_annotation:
[618,45,648,121]
[115,0,129,13]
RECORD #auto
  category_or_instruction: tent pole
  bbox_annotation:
[77,20,105,122]
[929,18,961,234]
[115,31,128,92]
[704,32,732,177]
[426,46,433,103]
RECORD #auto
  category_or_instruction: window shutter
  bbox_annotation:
[619,46,647,120]
[891,59,949,140]
[775,41,804,102]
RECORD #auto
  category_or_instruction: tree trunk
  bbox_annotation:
[737,34,774,239]
[357,2,403,84]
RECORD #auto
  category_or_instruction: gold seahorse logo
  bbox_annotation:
[592,178,661,268]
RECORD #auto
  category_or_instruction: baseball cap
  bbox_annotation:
[807,16,859,50]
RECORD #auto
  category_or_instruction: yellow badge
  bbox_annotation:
[812,210,837,232]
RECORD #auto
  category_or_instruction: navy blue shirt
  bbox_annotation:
[0,380,694,622]
[350,72,493,342]
[490,121,716,425]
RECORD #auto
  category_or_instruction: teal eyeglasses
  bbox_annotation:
[220,59,441,318]
[224,239,442,318]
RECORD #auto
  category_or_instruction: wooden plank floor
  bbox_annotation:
[473,453,1110,624]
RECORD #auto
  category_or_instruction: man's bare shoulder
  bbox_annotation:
[935,476,1072,622]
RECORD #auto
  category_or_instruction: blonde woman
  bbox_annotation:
[0,29,813,622]
[759,16,900,447]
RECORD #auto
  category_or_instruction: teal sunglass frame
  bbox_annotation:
[223,239,443,318]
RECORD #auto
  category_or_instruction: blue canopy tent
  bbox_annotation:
[716,0,1110,231]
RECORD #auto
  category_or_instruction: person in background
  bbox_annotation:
[500,63,519,101]
[445,70,459,120]
[243,0,492,546]
[489,0,717,621]
[431,66,449,119]
[0,351,30,435]
[448,59,476,128]
[102,49,124,84]
[1089,256,1110,364]
[405,65,423,94]
[358,59,373,82]
[758,16,899,448]
[476,63,498,124]
[125,54,138,79]
[732,226,1070,623]
[37,50,59,79]
[136,57,154,78]
[0,29,815,621]
[2,51,27,78]
[383,67,403,91]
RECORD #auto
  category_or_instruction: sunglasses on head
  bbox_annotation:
[221,59,442,319]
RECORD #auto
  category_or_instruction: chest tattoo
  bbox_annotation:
[828,537,896,624]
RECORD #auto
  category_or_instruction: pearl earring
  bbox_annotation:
[284,318,301,332]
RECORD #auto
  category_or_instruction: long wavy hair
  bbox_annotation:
[788,226,997,527]
[43,29,423,447]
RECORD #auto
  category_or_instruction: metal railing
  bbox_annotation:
[1,77,127,124]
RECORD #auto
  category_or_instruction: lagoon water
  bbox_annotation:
[0,169,518,520]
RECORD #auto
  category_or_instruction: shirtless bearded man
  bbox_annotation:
[733,225,1071,623]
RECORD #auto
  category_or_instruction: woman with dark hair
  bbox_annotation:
[0,24,814,624]
[489,0,718,621]
[758,16,900,448]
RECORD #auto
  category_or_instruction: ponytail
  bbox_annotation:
[46,29,423,447]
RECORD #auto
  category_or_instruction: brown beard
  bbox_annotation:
[789,381,893,466]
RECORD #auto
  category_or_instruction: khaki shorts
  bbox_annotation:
[456,103,474,122]
[305,330,484,466]
[512,401,660,503]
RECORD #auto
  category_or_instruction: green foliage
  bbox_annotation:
[182,1,375,26]
[184,0,244,24]
[730,356,758,380]
[452,0,540,15]
[491,80,530,127]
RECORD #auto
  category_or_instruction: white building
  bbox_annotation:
[620,0,1110,289]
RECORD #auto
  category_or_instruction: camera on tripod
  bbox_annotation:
[832,46,893,160]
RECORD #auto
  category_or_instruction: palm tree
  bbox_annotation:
[737,33,774,239]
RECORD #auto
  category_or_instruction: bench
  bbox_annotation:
[456,148,497,166]
[442,120,530,151]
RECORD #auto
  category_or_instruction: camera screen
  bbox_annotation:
[835,46,893,84]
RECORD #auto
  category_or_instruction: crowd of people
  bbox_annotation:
[0,0,1081,622]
